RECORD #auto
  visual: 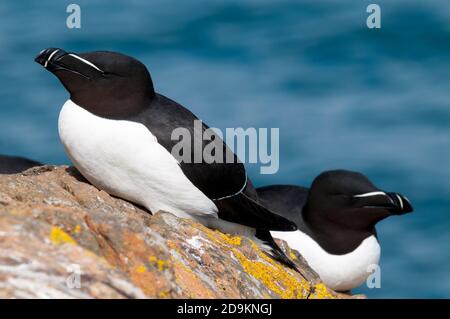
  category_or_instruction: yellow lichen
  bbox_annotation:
[202,227,311,299]
[233,247,308,299]
[136,265,147,274]
[148,256,170,271]
[158,290,171,298]
[310,283,336,299]
[74,225,81,234]
[204,229,241,246]
[185,219,336,299]
[220,233,242,245]
[50,227,77,246]
[8,208,20,216]
[289,251,298,261]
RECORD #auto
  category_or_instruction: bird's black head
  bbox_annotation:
[305,170,413,232]
[35,48,155,117]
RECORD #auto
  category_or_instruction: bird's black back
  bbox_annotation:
[257,185,309,230]
[126,94,297,231]
[127,94,246,200]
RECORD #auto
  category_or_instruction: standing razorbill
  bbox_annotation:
[257,170,413,291]
[35,48,297,269]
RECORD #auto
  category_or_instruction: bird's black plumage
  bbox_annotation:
[257,170,413,255]
[257,185,309,228]
[0,155,42,174]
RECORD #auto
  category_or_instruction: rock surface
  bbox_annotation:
[0,166,357,299]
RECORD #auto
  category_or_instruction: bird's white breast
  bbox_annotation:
[270,230,380,291]
[58,100,218,219]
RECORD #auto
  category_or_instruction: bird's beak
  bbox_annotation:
[354,191,414,215]
[35,48,99,79]
[385,192,414,214]
[35,48,70,73]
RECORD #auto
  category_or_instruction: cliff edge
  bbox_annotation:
[0,166,358,299]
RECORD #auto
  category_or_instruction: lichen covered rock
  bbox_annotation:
[0,166,356,299]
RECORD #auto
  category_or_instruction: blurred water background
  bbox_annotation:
[0,0,449,298]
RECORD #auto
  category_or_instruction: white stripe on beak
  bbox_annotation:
[403,195,412,206]
[354,191,396,205]
[354,191,386,198]
[44,49,60,68]
[395,193,404,210]
[68,54,104,73]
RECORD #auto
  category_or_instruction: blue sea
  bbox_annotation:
[0,0,449,298]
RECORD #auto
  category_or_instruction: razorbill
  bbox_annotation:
[0,155,42,174]
[257,170,413,291]
[35,48,297,269]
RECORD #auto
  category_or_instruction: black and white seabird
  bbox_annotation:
[35,48,297,269]
[0,155,42,174]
[257,170,413,291]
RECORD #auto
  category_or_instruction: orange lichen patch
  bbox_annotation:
[129,266,164,297]
[310,283,336,299]
[166,240,178,250]
[173,261,215,298]
[148,256,170,271]
[50,226,77,246]
[84,221,127,271]
[122,231,150,259]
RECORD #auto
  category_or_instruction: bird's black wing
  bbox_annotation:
[128,94,297,230]
[256,185,309,229]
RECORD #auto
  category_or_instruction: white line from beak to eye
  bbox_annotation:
[354,191,386,198]
[395,193,404,210]
[44,49,60,68]
[68,54,104,73]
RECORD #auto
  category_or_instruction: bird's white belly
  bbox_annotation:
[58,100,218,219]
[271,230,380,291]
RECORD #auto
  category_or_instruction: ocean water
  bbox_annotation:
[0,0,449,298]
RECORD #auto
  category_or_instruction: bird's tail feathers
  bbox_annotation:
[255,229,299,272]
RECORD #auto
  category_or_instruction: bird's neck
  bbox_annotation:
[71,92,155,120]
[302,207,376,255]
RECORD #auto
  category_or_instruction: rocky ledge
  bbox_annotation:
[0,166,358,299]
